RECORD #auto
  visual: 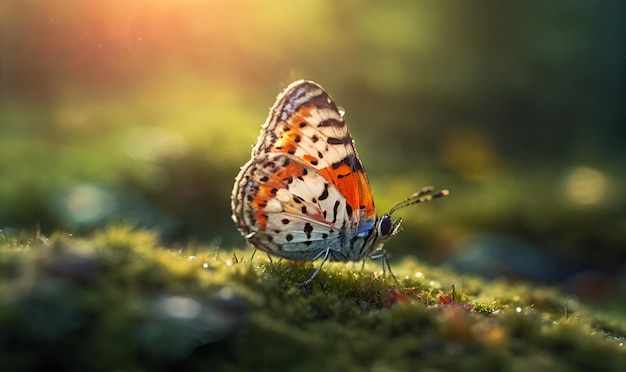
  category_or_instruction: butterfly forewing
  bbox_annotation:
[262,81,375,221]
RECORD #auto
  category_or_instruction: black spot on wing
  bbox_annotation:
[332,154,364,172]
[332,200,340,223]
[304,222,313,239]
[318,118,345,128]
[305,94,335,112]
[318,183,330,201]
[327,136,351,145]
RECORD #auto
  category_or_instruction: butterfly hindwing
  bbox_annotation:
[232,152,349,260]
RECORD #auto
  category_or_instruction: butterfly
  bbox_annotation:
[231,80,448,285]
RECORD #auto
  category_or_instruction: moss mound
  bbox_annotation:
[1,226,624,371]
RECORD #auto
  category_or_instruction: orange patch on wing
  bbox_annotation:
[269,116,312,155]
[302,154,317,164]
[288,105,314,125]
[271,132,299,155]
[319,165,376,219]
[251,161,328,229]
[268,105,315,153]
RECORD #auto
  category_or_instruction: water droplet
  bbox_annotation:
[515,307,522,313]
[338,107,345,117]
[202,262,210,269]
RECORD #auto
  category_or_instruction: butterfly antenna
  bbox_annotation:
[389,187,449,215]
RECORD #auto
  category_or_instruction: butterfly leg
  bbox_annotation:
[369,250,399,285]
[297,247,331,286]
[382,254,399,286]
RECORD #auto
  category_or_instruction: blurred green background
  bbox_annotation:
[1,1,624,305]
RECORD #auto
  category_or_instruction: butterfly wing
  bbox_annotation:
[232,80,378,261]
[232,152,351,260]
[255,80,376,222]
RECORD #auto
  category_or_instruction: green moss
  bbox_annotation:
[0,226,624,370]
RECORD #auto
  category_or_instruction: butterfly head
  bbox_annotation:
[375,213,403,240]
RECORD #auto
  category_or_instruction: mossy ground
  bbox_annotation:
[1,225,625,371]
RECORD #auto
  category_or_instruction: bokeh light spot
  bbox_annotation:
[561,167,607,206]
[441,126,503,180]
[161,296,201,320]
[57,184,115,225]
[124,127,187,162]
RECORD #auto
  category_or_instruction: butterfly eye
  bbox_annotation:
[377,215,393,237]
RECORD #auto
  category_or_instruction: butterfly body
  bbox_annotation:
[231,80,447,281]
